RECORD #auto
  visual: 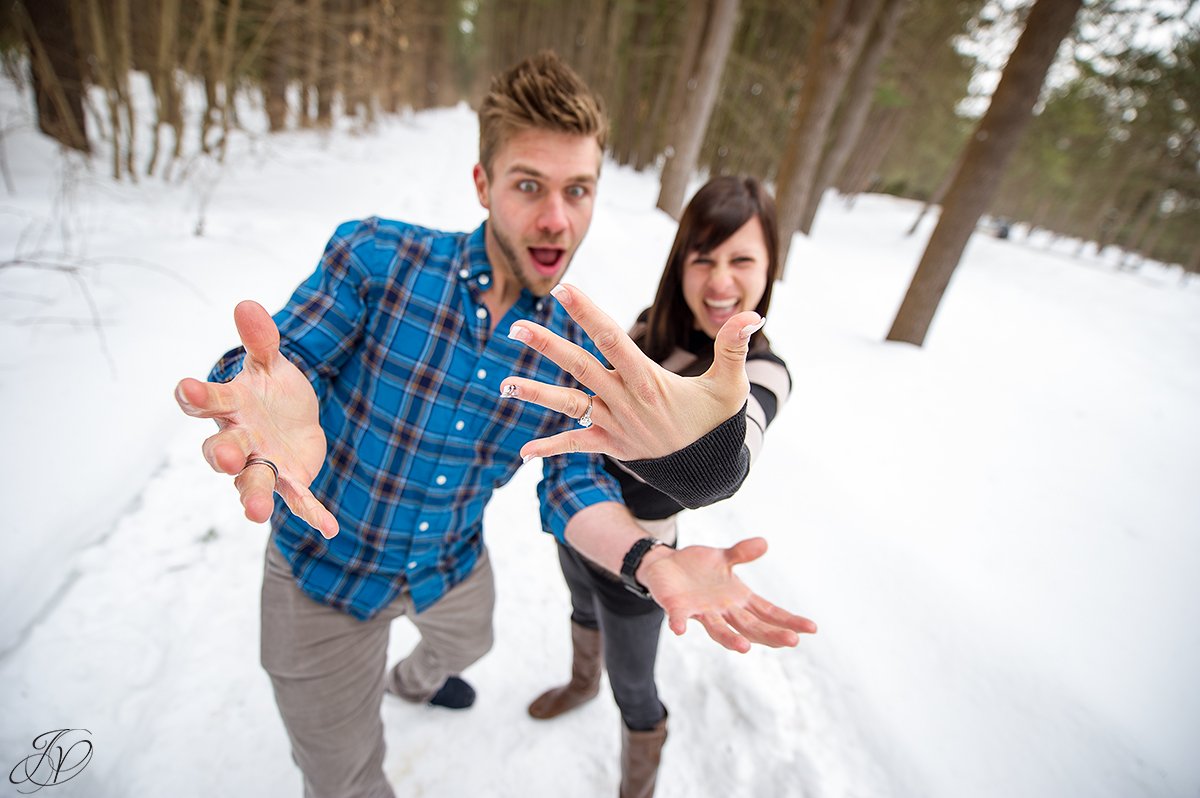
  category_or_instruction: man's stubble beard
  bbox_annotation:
[490,220,571,298]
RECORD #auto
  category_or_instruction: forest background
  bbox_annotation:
[5,0,1198,314]
[1,2,1198,795]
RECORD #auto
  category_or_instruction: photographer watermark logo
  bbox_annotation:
[8,729,93,794]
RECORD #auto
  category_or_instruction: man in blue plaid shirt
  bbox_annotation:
[176,53,810,798]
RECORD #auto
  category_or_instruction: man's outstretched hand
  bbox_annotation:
[565,504,815,653]
[638,537,817,652]
[174,300,338,538]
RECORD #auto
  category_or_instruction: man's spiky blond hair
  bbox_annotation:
[478,51,607,176]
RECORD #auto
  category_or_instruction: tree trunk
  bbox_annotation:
[660,0,706,154]
[112,0,136,179]
[838,104,901,196]
[1185,239,1200,276]
[799,0,907,235]
[147,0,181,176]
[376,0,398,114]
[83,0,124,178]
[199,0,221,149]
[1135,205,1171,265]
[905,142,968,236]
[315,0,335,125]
[776,0,884,272]
[886,0,1082,346]
[217,0,243,157]
[612,1,655,166]
[1074,145,1140,255]
[656,0,740,220]
[1117,188,1162,266]
[263,1,292,132]
[19,0,90,152]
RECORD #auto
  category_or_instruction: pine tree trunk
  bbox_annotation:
[1117,188,1161,265]
[19,0,90,152]
[838,105,901,195]
[776,0,884,271]
[886,0,1082,347]
[1074,145,1139,255]
[264,2,292,132]
[799,0,907,234]
[634,32,676,171]
[423,0,451,108]
[376,1,398,114]
[656,0,740,219]
[147,0,181,175]
[906,142,968,237]
[316,0,335,125]
[217,0,243,157]
[199,0,221,148]
[612,1,655,166]
[661,0,706,147]
[83,0,123,178]
[113,0,137,179]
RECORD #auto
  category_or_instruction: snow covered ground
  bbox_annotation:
[1,76,1198,798]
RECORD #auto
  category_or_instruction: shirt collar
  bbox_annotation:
[462,222,553,322]
[459,223,493,284]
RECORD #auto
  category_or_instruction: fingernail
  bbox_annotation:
[500,384,518,398]
[522,454,534,464]
[508,324,530,342]
[175,383,194,410]
[549,284,571,306]
[740,316,766,339]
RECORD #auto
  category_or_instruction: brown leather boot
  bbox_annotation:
[527,621,602,719]
[619,715,668,798]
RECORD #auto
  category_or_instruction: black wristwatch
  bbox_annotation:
[620,537,665,598]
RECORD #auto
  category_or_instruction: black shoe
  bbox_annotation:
[429,676,475,709]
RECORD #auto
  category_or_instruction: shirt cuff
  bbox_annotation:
[619,403,750,510]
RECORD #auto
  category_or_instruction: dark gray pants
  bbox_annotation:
[261,541,495,798]
[556,541,667,731]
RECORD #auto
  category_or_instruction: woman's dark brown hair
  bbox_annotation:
[639,175,781,365]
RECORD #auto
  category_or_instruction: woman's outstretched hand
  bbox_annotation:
[502,283,764,461]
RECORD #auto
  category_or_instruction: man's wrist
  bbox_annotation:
[620,537,669,598]
[635,545,672,585]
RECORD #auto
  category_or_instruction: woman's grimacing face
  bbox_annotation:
[681,215,770,339]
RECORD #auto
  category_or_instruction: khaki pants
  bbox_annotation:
[261,541,495,798]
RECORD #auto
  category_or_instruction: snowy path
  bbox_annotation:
[0,429,884,798]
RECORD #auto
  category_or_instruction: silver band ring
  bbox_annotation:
[577,395,594,428]
[242,457,280,485]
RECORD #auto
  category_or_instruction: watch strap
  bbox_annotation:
[620,537,664,598]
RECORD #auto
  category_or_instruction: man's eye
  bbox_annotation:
[565,185,588,199]
[517,180,539,193]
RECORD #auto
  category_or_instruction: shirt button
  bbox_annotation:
[455,420,465,431]
[475,307,487,320]
[408,560,418,570]
[479,274,490,286]
[435,475,447,485]
[535,299,545,312]
[477,368,487,380]
[418,521,430,532]
[459,268,469,279]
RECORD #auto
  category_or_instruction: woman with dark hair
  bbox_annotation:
[507,175,793,798]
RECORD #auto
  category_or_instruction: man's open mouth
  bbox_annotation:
[529,247,565,276]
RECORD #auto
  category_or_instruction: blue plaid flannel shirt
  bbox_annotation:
[209,218,621,619]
